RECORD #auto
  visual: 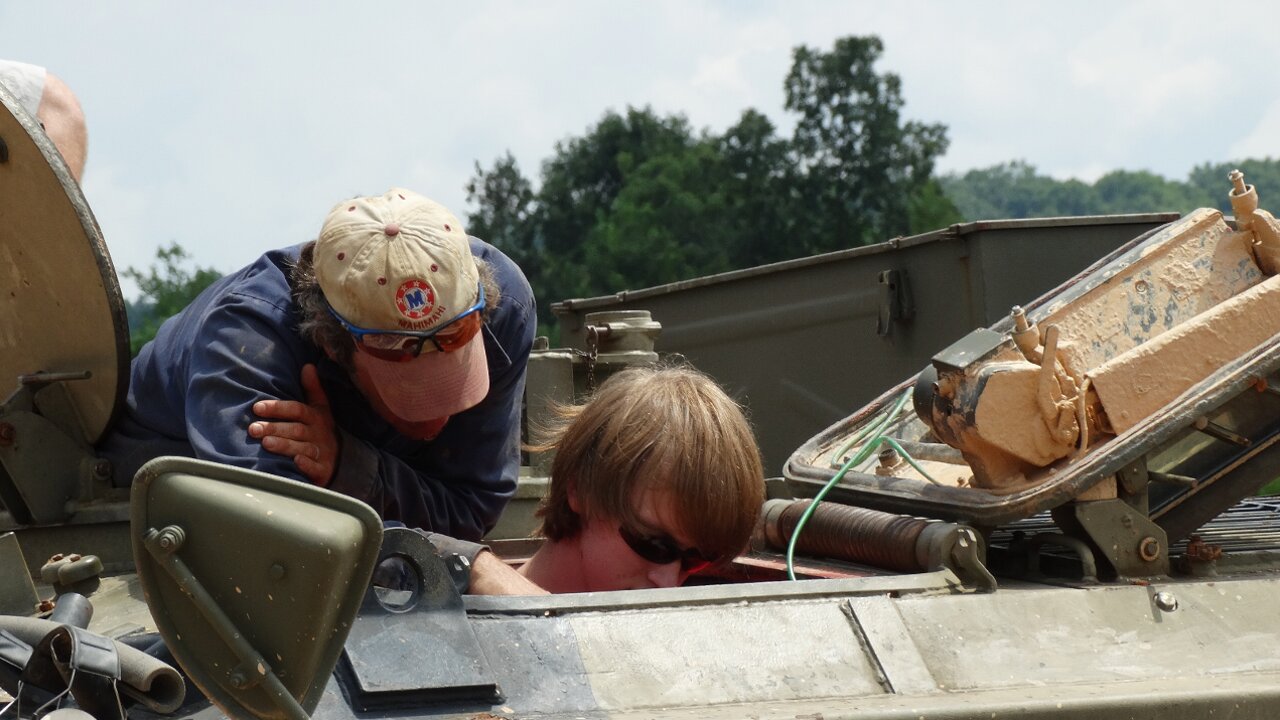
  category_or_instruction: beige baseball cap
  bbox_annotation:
[314,188,489,422]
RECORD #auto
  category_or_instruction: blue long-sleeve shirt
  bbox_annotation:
[98,239,535,541]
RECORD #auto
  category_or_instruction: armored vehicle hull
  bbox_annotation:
[3,83,1280,720]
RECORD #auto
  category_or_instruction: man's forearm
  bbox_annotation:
[328,426,514,540]
[469,551,548,596]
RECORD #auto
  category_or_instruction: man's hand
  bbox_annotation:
[249,364,339,486]
[469,551,550,596]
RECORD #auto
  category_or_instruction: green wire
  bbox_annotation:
[828,402,892,468]
[786,387,913,580]
[878,437,941,486]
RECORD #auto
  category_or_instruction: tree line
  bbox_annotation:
[941,159,1280,222]
[125,34,1280,350]
[465,35,956,334]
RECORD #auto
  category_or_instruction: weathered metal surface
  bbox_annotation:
[1038,208,1261,374]
[553,214,1178,475]
[0,83,130,535]
[900,578,1280,688]
[485,574,1280,718]
[0,532,37,615]
[0,83,127,445]
[1154,420,1280,541]
[785,193,1280,527]
[468,617,600,716]
[3,504,132,576]
[131,457,382,720]
[40,566,1280,717]
[8,73,1280,720]
[0,399,94,524]
[576,601,882,710]
[338,529,499,709]
[310,570,1280,718]
[789,343,1280,527]
[884,206,1275,491]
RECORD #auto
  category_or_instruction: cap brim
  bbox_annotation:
[360,334,489,422]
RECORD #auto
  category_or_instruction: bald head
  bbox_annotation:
[37,71,87,181]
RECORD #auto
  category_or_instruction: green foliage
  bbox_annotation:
[940,158,1280,221]
[940,161,1093,220]
[123,242,222,355]
[1092,170,1211,214]
[1187,158,1280,214]
[588,143,735,292]
[465,151,538,274]
[784,36,953,251]
[468,35,957,330]
[466,33,1280,338]
[539,109,704,309]
[907,180,963,235]
[715,110,800,267]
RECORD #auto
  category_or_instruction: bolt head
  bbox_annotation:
[1154,591,1178,612]
[1138,536,1161,562]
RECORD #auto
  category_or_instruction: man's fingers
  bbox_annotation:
[250,365,337,487]
[301,364,331,410]
[294,454,332,487]
[253,398,314,422]
[260,435,312,458]
[253,367,328,422]
[249,420,311,441]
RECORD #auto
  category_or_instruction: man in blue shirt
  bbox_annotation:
[99,188,536,543]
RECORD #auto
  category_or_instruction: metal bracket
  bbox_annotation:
[1016,532,1100,583]
[876,269,914,337]
[0,532,38,615]
[1062,498,1171,579]
[1115,460,1150,514]
[0,375,100,525]
[916,523,997,593]
[0,410,93,525]
[337,528,501,710]
[143,525,307,720]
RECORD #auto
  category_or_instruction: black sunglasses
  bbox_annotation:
[618,524,714,572]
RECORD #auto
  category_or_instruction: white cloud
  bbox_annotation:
[4,0,1280,297]
[79,163,153,298]
[1228,98,1280,163]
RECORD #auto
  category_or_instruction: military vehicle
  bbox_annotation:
[4,81,1280,720]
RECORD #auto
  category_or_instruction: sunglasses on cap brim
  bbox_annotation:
[618,524,716,573]
[326,283,485,362]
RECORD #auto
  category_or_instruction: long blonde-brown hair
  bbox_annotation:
[532,364,765,563]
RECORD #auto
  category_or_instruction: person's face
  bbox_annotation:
[349,350,449,440]
[571,483,706,592]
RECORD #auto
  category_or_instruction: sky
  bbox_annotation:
[4,1,1279,300]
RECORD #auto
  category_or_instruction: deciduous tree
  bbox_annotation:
[785,36,956,251]
[124,243,221,355]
